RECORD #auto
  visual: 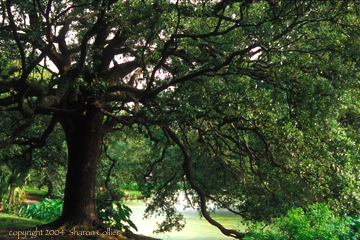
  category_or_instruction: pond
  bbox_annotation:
[124,200,246,240]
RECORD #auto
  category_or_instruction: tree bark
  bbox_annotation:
[47,102,105,229]
[45,180,53,198]
[7,168,17,205]
[7,186,14,205]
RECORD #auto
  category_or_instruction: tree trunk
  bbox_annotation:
[48,103,105,229]
[7,186,14,205]
[45,179,53,198]
[7,168,16,205]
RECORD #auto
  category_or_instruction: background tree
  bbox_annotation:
[1,0,360,238]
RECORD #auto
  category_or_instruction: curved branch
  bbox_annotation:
[144,142,171,179]
[6,0,26,71]
[102,138,118,202]
[146,43,259,99]
[0,117,34,149]
[22,116,59,149]
[164,126,246,239]
[53,3,90,23]
[103,60,140,83]
[96,105,134,127]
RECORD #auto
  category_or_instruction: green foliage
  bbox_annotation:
[1,201,23,216]
[124,190,143,200]
[245,203,350,240]
[346,216,360,240]
[96,188,125,210]
[0,114,67,202]
[123,183,140,191]
[19,195,137,232]
[95,186,138,231]
[0,171,8,200]
[20,198,63,222]
[98,202,138,232]
[97,129,152,201]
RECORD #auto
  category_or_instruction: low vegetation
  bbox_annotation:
[245,203,359,240]
[0,213,46,228]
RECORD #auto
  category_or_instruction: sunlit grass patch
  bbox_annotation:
[0,213,47,228]
[24,186,48,195]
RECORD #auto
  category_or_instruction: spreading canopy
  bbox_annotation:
[1,0,360,238]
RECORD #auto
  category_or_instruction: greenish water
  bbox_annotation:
[124,201,245,240]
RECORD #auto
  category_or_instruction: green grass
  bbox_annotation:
[124,190,143,199]
[24,186,48,195]
[0,213,47,228]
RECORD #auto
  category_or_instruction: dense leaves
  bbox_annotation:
[20,198,63,222]
[20,197,138,232]
[244,203,351,240]
[98,202,138,232]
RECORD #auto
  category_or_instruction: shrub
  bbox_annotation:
[98,202,137,232]
[20,198,62,222]
[245,203,350,240]
[346,216,360,240]
[20,197,137,232]
[1,200,23,215]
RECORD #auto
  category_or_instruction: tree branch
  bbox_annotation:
[6,0,26,72]
[163,125,246,239]
[0,117,34,149]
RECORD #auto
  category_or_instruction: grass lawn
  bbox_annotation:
[24,186,48,195]
[0,213,47,228]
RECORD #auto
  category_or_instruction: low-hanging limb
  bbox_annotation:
[102,138,118,203]
[144,142,171,180]
[0,117,34,149]
[163,125,246,239]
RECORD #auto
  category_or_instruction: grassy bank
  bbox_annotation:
[24,187,48,196]
[0,213,47,228]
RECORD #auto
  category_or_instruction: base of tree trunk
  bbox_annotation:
[41,215,108,230]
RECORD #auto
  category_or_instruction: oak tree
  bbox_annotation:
[1,0,360,238]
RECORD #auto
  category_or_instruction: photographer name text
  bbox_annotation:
[8,227,121,239]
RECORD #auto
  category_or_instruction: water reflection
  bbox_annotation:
[124,201,245,240]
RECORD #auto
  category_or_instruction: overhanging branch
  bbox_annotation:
[163,125,246,239]
[0,117,34,149]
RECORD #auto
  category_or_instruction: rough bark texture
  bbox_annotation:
[47,102,105,229]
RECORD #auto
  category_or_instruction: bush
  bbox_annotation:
[98,202,138,232]
[346,216,360,240]
[123,183,140,191]
[20,198,62,222]
[245,203,350,240]
[20,196,137,232]
[95,188,138,231]
[1,200,23,215]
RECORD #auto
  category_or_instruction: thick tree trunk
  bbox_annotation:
[47,103,105,229]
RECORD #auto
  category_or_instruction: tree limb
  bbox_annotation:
[164,125,246,239]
